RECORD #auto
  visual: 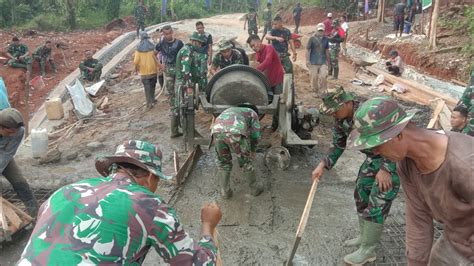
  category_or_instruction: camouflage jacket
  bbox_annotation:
[212,107,261,149]
[176,44,201,87]
[323,101,392,171]
[211,49,243,69]
[263,8,272,26]
[18,173,217,265]
[459,72,474,136]
[32,44,52,59]
[7,43,29,58]
[79,58,102,71]
[134,5,147,23]
[246,12,258,28]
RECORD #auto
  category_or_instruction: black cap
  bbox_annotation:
[0,108,24,128]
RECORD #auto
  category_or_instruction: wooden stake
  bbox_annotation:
[427,100,445,129]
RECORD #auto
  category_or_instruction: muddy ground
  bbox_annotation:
[0,13,441,265]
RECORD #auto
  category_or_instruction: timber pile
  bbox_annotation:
[427,99,452,131]
[0,197,34,243]
[366,66,458,108]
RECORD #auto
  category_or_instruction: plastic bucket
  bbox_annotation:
[404,21,412,34]
[29,75,45,90]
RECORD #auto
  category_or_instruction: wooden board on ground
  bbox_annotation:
[0,197,34,243]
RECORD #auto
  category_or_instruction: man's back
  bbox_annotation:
[212,107,260,139]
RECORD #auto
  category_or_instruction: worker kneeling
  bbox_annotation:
[211,104,264,199]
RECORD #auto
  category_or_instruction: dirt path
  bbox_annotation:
[1,13,433,265]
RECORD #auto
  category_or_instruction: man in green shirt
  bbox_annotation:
[32,40,57,76]
[79,51,103,82]
[6,36,32,71]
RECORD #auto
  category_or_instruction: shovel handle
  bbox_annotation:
[286,179,319,265]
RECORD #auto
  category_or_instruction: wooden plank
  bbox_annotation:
[2,204,22,232]
[427,100,446,129]
[451,79,467,87]
[439,104,452,131]
[1,198,33,223]
[175,146,203,185]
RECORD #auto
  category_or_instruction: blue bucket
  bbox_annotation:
[404,21,412,33]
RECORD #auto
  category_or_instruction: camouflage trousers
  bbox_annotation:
[164,66,177,114]
[197,53,208,90]
[34,57,56,75]
[214,132,253,173]
[279,53,293,74]
[354,156,400,224]
[328,46,340,78]
[8,56,32,70]
[136,20,145,37]
[248,26,258,36]
[463,116,474,136]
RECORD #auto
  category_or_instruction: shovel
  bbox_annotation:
[285,179,319,266]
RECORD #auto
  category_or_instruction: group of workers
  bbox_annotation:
[1,2,473,265]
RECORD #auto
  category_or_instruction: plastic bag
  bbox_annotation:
[0,77,11,110]
[85,80,105,96]
[66,79,94,117]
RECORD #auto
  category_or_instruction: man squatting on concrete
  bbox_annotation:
[348,97,474,265]
[18,140,222,265]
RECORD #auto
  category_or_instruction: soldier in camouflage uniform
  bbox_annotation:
[79,51,103,82]
[211,105,264,199]
[327,19,344,80]
[266,16,296,74]
[244,7,259,37]
[32,40,57,76]
[209,40,243,76]
[172,32,206,138]
[134,0,148,38]
[262,3,273,41]
[347,97,473,265]
[19,140,222,265]
[458,65,474,136]
[311,87,400,264]
[6,37,32,71]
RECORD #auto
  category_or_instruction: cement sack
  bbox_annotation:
[0,77,11,110]
[66,79,94,117]
[85,80,105,96]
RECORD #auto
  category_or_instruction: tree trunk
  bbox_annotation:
[377,0,385,23]
[429,0,439,49]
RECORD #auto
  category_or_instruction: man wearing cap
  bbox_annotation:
[6,37,32,71]
[209,40,243,76]
[0,108,38,216]
[306,23,330,96]
[266,16,296,74]
[312,88,400,265]
[173,32,206,138]
[347,97,474,265]
[211,105,264,199]
[244,7,259,37]
[327,19,345,80]
[79,51,103,82]
[323,13,334,37]
[32,40,57,76]
[18,140,222,265]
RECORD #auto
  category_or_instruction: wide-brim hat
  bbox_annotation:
[347,97,416,150]
[218,42,233,52]
[319,86,354,114]
[189,32,206,43]
[95,140,170,180]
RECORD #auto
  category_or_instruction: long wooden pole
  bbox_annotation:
[285,180,319,266]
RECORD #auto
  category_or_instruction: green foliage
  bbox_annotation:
[20,14,68,31]
[173,0,210,20]
[106,0,122,20]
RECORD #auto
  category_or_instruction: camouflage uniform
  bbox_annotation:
[459,67,474,136]
[79,58,103,82]
[270,27,293,74]
[134,4,147,37]
[7,43,32,70]
[327,20,344,79]
[19,140,217,265]
[196,32,212,91]
[211,41,243,71]
[211,107,263,198]
[32,43,56,76]
[246,11,258,36]
[320,88,400,224]
[262,8,272,38]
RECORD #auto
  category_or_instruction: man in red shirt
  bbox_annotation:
[247,34,285,130]
[323,13,333,37]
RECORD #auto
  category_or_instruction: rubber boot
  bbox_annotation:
[170,115,183,138]
[344,220,384,265]
[245,170,263,196]
[40,60,46,76]
[10,62,27,69]
[333,67,339,80]
[219,170,232,199]
[344,216,364,247]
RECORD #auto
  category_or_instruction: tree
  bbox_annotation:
[429,0,439,49]
[106,0,122,20]
[377,0,385,23]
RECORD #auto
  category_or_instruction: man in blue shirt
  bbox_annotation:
[0,108,38,216]
[293,3,303,33]
[306,23,330,97]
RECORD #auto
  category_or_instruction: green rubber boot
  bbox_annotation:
[170,115,183,138]
[344,216,364,247]
[10,62,27,69]
[218,170,232,199]
[244,170,263,196]
[343,220,383,265]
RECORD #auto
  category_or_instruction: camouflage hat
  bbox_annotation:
[95,140,170,180]
[319,86,354,114]
[0,108,24,128]
[332,19,341,27]
[347,97,416,150]
[189,32,206,43]
[217,39,233,52]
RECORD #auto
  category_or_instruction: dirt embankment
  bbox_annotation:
[0,16,137,118]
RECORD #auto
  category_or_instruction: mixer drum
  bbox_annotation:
[206,65,270,106]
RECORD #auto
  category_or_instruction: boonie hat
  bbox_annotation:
[319,86,354,114]
[189,32,206,43]
[95,140,170,180]
[217,39,233,52]
[347,97,416,150]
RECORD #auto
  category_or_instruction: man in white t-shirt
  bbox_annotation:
[341,15,349,56]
